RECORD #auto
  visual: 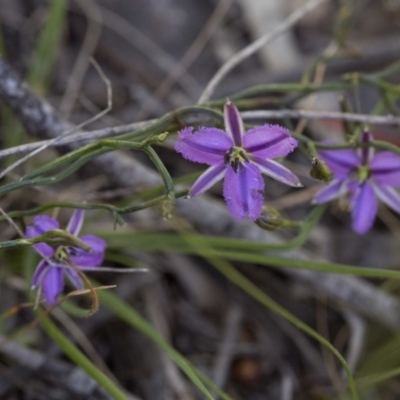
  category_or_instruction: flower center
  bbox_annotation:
[356,165,370,182]
[224,146,249,173]
[54,246,69,262]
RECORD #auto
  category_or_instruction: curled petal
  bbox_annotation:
[251,156,302,187]
[370,152,400,187]
[223,163,264,221]
[175,127,232,165]
[31,260,50,289]
[313,179,349,204]
[26,216,60,258]
[243,124,297,158]
[66,209,85,236]
[188,163,227,197]
[318,148,360,178]
[70,235,106,267]
[224,102,244,146]
[351,182,378,234]
[373,184,400,214]
[65,268,84,289]
[42,266,64,305]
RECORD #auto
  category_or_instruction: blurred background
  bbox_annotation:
[1,0,400,399]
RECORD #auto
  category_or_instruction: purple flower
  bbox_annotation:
[26,210,107,305]
[313,132,400,234]
[175,101,301,220]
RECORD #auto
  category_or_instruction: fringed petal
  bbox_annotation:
[223,163,264,221]
[243,125,297,159]
[175,127,232,165]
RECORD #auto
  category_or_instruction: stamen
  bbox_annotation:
[238,149,250,163]
[224,146,250,173]
[224,148,233,165]
[54,246,70,261]
[357,165,370,182]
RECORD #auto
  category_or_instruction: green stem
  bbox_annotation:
[40,314,128,400]
[98,289,229,400]
[181,232,359,400]
[357,367,400,388]
[144,145,175,200]
[0,190,187,226]
[210,259,359,399]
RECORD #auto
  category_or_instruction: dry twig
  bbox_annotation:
[135,0,233,120]
[241,109,400,126]
[1,107,400,162]
[198,0,330,103]
[60,0,103,117]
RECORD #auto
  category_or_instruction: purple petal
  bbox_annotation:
[31,260,50,288]
[66,209,85,236]
[223,163,264,221]
[224,102,243,146]
[351,182,378,234]
[373,184,400,214]
[318,148,360,178]
[175,126,232,165]
[65,268,84,289]
[25,215,60,257]
[243,125,297,159]
[31,215,59,232]
[251,156,302,187]
[358,131,374,165]
[313,179,349,204]
[25,215,59,258]
[70,235,106,267]
[33,244,54,258]
[370,152,400,187]
[42,266,64,305]
[188,163,227,197]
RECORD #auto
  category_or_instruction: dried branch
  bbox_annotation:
[198,0,330,103]
[135,0,233,120]
[100,7,202,98]
[0,58,112,180]
[241,109,400,126]
[0,56,160,188]
[59,0,103,117]
[212,305,243,390]
[2,107,400,162]
[0,334,126,398]
[0,120,151,160]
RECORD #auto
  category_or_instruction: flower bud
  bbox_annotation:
[310,157,333,182]
[256,208,284,231]
[159,197,175,219]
